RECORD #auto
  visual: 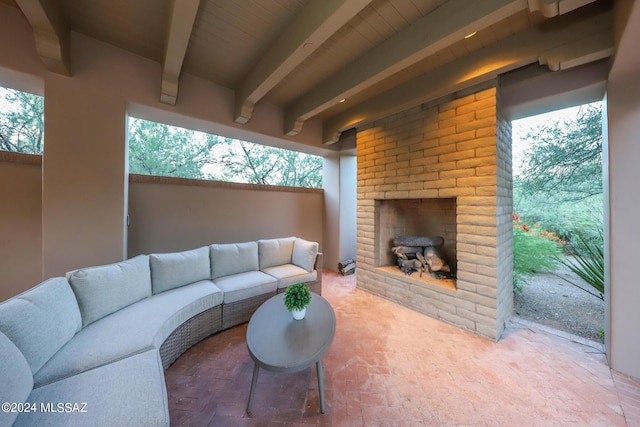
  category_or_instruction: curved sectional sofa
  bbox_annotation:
[0,236,321,427]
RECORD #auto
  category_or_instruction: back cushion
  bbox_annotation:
[292,238,319,272]
[0,332,34,427]
[210,242,259,279]
[68,255,152,327]
[0,277,82,374]
[150,246,211,294]
[258,237,295,269]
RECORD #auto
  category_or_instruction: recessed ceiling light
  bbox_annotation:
[464,31,477,39]
[339,98,346,103]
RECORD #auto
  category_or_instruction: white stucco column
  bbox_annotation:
[606,0,640,378]
[323,153,357,272]
[606,75,640,378]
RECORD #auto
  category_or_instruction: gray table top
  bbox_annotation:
[246,292,335,373]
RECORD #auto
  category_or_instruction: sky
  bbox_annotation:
[0,87,15,111]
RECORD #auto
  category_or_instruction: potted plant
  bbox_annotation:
[284,282,312,320]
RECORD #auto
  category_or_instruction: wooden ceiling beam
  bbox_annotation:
[283,0,531,136]
[16,0,70,75]
[161,0,200,105]
[322,7,613,144]
[527,0,598,17]
[233,0,372,124]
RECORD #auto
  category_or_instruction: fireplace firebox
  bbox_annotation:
[376,198,457,289]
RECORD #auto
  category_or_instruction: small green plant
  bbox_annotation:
[513,214,564,291]
[284,282,311,311]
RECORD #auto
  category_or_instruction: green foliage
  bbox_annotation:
[215,140,322,188]
[128,117,323,188]
[513,217,563,291]
[128,117,219,180]
[515,103,602,203]
[283,282,312,311]
[0,87,44,154]
[513,191,602,244]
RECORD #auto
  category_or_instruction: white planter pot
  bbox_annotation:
[291,307,306,320]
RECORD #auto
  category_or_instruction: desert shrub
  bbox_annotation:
[513,214,564,291]
[513,186,602,244]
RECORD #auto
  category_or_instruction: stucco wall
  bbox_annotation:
[0,165,324,302]
[128,175,324,256]
[0,154,42,302]
[42,68,129,277]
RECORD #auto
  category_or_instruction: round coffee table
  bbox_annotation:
[246,292,335,414]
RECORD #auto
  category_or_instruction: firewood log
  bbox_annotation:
[424,246,445,272]
[393,235,444,247]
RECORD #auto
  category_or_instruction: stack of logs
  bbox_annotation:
[392,235,451,277]
[338,258,356,276]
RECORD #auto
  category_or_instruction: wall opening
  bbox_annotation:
[376,198,457,272]
[375,197,457,290]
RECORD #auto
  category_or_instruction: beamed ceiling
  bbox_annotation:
[4,0,613,147]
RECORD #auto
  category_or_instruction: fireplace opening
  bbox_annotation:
[376,198,457,288]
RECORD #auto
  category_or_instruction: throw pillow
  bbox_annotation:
[292,238,319,273]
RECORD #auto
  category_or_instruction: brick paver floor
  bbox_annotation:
[166,271,639,426]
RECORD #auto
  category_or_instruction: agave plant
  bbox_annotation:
[556,232,604,300]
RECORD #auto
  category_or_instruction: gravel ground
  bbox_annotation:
[513,264,605,343]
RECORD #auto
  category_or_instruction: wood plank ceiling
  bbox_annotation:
[7,0,613,146]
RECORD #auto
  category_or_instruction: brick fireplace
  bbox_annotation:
[356,85,513,341]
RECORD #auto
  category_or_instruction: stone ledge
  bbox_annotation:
[129,173,323,194]
[0,151,42,165]
[376,266,456,294]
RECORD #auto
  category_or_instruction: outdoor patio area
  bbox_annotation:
[166,271,640,426]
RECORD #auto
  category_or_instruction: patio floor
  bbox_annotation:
[166,271,640,426]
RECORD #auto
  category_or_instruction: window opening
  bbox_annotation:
[128,117,322,188]
[0,86,44,155]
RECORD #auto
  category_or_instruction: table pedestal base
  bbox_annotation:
[246,361,326,414]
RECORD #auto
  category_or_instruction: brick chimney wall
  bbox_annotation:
[356,85,513,341]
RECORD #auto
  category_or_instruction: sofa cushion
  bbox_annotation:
[150,246,210,294]
[258,237,295,269]
[213,271,277,303]
[34,280,223,387]
[67,255,152,327]
[0,332,34,427]
[292,238,319,272]
[0,277,82,374]
[16,349,169,427]
[262,264,318,289]
[210,242,259,279]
